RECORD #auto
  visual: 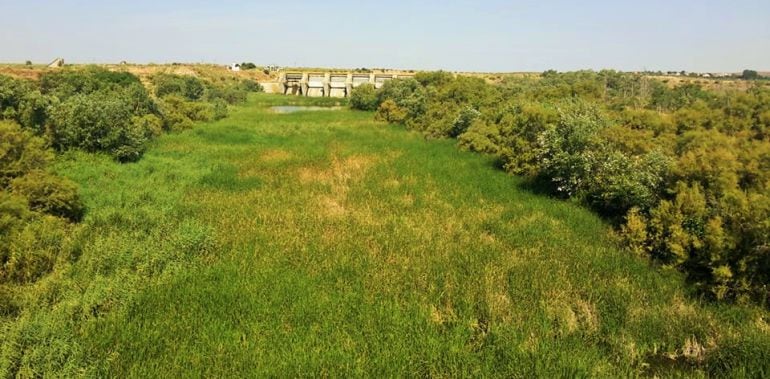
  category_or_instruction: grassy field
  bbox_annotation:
[2,94,768,377]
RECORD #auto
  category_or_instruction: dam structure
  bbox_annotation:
[264,72,414,98]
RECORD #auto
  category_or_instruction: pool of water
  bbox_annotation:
[270,105,342,114]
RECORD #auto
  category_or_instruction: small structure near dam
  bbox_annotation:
[263,72,414,98]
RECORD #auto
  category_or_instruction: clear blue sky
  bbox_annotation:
[1,0,768,72]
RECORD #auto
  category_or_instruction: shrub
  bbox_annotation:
[414,71,453,87]
[620,207,650,257]
[47,92,148,161]
[17,90,56,134]
[349,84,378,111]
[153,74,206,100]
[132,114,164,138]
[448,106,481,137]
[40,66,142,99]
[1,215,70,284]
[10,170,84,221]
[584,150,671,217]
[240,62,257,70]
[376,78,426,117]
[0,75,35,122]
[159,95,213,131]
[457,120,502,154]
[0,120,52,186]
[375,100,407,123]
[0,192,29,236]
[239,79,263,93]
[535,100,609,197]
[206,85,247,104]
[212,100,228,120]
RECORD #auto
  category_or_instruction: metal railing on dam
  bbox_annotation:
[262,72,414,98]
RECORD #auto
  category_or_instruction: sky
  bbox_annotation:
[1,0,768,73]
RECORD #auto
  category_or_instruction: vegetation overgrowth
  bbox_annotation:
[352,71,770,306]
[0,63,768,376]
[0,66,261,305]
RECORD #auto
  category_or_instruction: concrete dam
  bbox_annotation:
[262,72,414,98]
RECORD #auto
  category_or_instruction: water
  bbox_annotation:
[270,106,342,114]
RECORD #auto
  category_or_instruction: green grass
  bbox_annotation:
[2,94,769,377]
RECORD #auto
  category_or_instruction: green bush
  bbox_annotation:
[448,106,481,137]
[40,66,142,99]
[457,120,502,154]
[0,192,29,236]
[239,62,257,70]
[239,79,263,93]
[0,215,70,284]
[0,122,81,286]
[535,100,609,197]
[0,75,31,120]
[47,92,148,161]
[376,78,427,119]
[205,85,247,104]
[211,100,228,120]
[17,90,56,134]
[375,100,407,123]
[0,120,52,186]
[132,114,164,138]
[153,74,206,100]
[159,95,213,131]
[349,84,378,111]
[10,171,84,221]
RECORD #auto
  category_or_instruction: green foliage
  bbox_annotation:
[1,215,70,284]
[16,90,57,133]
[414,70,454,87]
[361,70,770,305]
[457,119,502,154]
[498,103,558,175]
[2,95,768,376]
[535,100,609,197]
[0,192,29,236]
[374,99,407,123]
[239,62,257,70]
[349,84,378,111]
[47,91,148,162]
[40,66,142,99]
[3,69,174,161]
[153,73,206,100]
[375,78,427,120]
[239,79,263,93]
[132,113,164,138]
[0,120,51,186]
[11,170,83,221]
[159,95,214,131]
[0,121,82,286]
[205,84,247,105]
[211,99,228,121]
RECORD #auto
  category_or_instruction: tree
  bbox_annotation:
[741,69,759,80]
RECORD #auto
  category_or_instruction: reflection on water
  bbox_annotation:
[270,106,342,114]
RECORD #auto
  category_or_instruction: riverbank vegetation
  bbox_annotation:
[0,64,767,375]
[353,71,770,306]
